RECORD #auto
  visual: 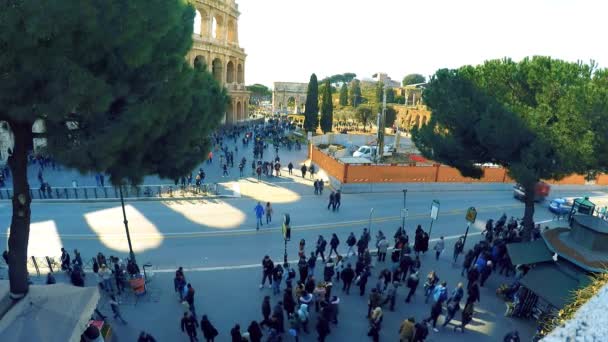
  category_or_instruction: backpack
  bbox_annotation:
[347,236,356,246]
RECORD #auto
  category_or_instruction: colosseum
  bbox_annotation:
[187,0,250,124]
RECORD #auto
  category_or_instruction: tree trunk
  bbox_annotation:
[6,122,32,298]
[521,183,536,242]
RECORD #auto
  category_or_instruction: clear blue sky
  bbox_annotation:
[234,0,607,88]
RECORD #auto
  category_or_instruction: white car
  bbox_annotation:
[352,145,393,158]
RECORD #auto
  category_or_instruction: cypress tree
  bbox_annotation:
[304,73,319,132]
[320,80,334,133]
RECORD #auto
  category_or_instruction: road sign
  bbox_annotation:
[466,207,477,223]
[430,200,440,220]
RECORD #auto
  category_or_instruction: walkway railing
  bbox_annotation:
[0,183,219,201]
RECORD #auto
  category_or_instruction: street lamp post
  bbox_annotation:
[402,189,407,229]
[372,74,387,164]
[368,208,375,237]
[118,184,136,264]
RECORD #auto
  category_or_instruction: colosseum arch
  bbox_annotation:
[227,19,237,43]
[226,61,235,83]
[211,14,224,41]
[212,58,223,83]
[187,1,249,124]
[193,55,206,69]
[237,63,244,84]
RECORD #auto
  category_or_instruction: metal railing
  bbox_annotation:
[0,183,219,201]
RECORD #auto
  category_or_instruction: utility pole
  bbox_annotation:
[368,208,375,237]
[402,189,407,229]
[377,83,387,164]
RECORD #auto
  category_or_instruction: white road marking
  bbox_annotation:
[151,219,554,273]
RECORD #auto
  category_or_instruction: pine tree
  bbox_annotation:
[339,83,348,106]
[320,80,334,133]
[304,73,319,132]
[0,0,227,295]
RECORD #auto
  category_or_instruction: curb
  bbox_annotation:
[0,194,238,204]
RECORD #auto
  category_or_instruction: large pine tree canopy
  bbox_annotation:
[0,0,227,296]
[412,57,608,240]
[0,0,227,184]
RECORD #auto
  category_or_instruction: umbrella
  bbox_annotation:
[0,282,100,342]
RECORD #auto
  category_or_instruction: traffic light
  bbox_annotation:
[283,214,291,241]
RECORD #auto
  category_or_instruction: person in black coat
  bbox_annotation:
[247,321,263,342]
[467,281,481,304]
[341,263,355,294]
[316,316,331,342]
[283,289,296,318]
[230,324,242,342]
[200,315,218,342]
[260,296,271,328]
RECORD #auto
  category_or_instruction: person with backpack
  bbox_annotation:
[432,281,448,305]
[346,233,357,257]
[328,233,340,258]
[424,271,440,304]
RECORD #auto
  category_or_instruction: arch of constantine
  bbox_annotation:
[187,0,250,124]
[272,82,308,114]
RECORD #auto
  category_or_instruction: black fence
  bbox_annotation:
[0,183,219,201]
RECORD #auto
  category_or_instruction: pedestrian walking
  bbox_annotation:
[432,281,448,305]
[272,301,285,334]
[346,232,357,257]
[307,252,317,275]
[297,303,310,333]
[185,283,197,319]
[327,191,335,210]
[309,164,315,179]
[261,296,272,328]
[341,263,355,294]
[288,162,293,175]
[329,295,340,324]
[405,271,420,303]
[284,288,296,318]
[138,331,157,342]
[466,281,480,304]
[315,235,327,262]
[442,300,461,328]
[376,236,389,262]
[181,312,198,342]
[230,324,242,342]
[434,236,445,260]
[367,288,383,317]
[334,255,345,283]
[448,282,465,305]
[368,306,383,342]
[453,236,465,263]
[265,202,273,224]
[298,256,308,283]
[200,315,219,342]
[334,190,341,211]
[422,300,443,332]
[358,267,371,296]
[323,258,335,282]
[300,164,307,178]
[318,179,324,195]
[314,180,319,195]
[247,321,263,342]
[175,267,186,301]
[461,249,475,276]
[254,202,265,230]
[272,263,284,295]
[455,301,474,333]
[108,295,127,324]
[384,281,399,311]
[413,321,429,341]
[260,256,274,289]
[316,316,330,342]
[480,260,493,287]
[328,233,340,258]
[399,317,416,342]
[424,271,440,304]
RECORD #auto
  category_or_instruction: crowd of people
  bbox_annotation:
[171,211,526,341]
